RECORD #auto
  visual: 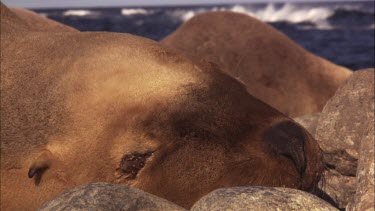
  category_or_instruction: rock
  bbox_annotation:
[38,183,186,211]
[191,186,338,211]
[315,68,375,208]
[318,169,357,208]
[162,11,352,117]
[294,113,320,137]
[347,125,375,211]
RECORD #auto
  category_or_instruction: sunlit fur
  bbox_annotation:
[162,11,352,117]
[1,3,323,210]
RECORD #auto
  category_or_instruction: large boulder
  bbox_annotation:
[347,125,375,211]
[191,186,338,211]
[39,183,186,211]
[162,11,352,117]
[318,169,357,209]
[316,69,374,208]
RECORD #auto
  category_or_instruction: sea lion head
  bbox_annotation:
[23,58,322,208]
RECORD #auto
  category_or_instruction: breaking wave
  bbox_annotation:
[174,3,374,30]
[63,10,92,16]
[121,8,150,16]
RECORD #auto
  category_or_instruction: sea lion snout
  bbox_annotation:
[263,121,307,178]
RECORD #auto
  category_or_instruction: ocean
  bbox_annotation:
[33,1,375,70]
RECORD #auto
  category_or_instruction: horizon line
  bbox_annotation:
[2,0,374,10]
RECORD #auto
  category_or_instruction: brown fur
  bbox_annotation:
[0,4,77,33]
[161,12,352,117]
[1,4,323,210]
[10,8,78,32]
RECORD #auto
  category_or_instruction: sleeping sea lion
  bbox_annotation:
[1,4,323,210]
[161,11,352,117]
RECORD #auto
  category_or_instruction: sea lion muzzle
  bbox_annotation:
[263,121,307,177]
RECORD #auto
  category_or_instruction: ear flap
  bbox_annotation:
[263,121,307,176]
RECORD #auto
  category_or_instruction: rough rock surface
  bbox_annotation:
[191,186,338,211]
[294,113,320,137]
[347,125,375,211]
[38,183,186,211]
[318,169,357,209]
[316,69,375,209]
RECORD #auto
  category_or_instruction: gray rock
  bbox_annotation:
[315,68,374,209]
[318,169,357,208]
[294,113,320,137]
[38,183,186,211]
[347,125,375,211]
[191,186,338,211]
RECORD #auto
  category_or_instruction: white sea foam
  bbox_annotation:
[177,3,336,30]
[242,4,333,23]
[121,8,149,16]
[333,4,364,12]
[63,10,92,17]
[169,9,203,22]
[182,11,196,21]
[38,13,48,18]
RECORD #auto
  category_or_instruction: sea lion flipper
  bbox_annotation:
[263,121,307,175]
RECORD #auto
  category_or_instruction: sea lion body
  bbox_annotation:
[10,8,78,32]
[162,12,352,117]
[0,4,76,33]
[1,4,323,210]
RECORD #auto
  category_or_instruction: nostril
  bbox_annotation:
[28,167,38,178]
[28,165,49,178]
[27,150,53,185]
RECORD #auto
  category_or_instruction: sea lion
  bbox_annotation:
[0,4,77,33]
[1,4,323,210]
[161,11,353,117]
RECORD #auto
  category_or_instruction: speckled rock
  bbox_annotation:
[316,68,374,209]
[318,169,357,208]
[191,187,338,211]
[294,113,320,137]
[38,183,186,211]
[347,125,375,211]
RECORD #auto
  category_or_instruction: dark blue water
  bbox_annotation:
[34,1,375,70]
